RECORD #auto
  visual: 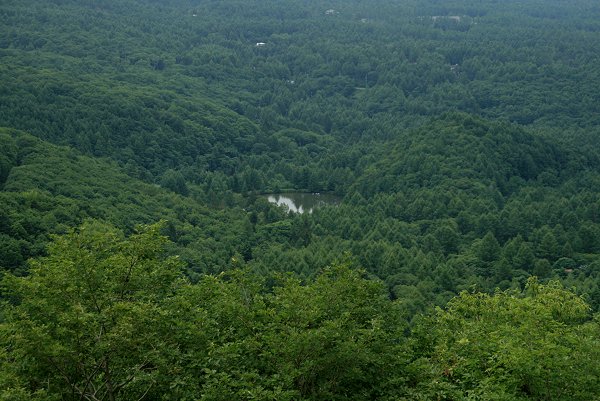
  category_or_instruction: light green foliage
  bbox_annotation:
[179,266,407,400]
[408,278,600,400]
[2,225,600,399]
[1,222,184,400]
[263,265,406,400]
[0,226,408,400]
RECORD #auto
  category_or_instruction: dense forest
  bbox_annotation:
[1,0,600,399]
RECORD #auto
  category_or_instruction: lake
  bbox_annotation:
[266,192,340,214]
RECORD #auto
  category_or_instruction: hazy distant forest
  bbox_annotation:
[1,0,600,399]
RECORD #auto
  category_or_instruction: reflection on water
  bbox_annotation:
[266,192,340,214]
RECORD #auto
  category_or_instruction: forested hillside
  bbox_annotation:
[2,0,600,399]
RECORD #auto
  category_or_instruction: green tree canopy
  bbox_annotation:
[408,278,600,401]
[1,221,185,400]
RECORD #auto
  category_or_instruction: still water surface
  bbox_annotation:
[266,192,340,213]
